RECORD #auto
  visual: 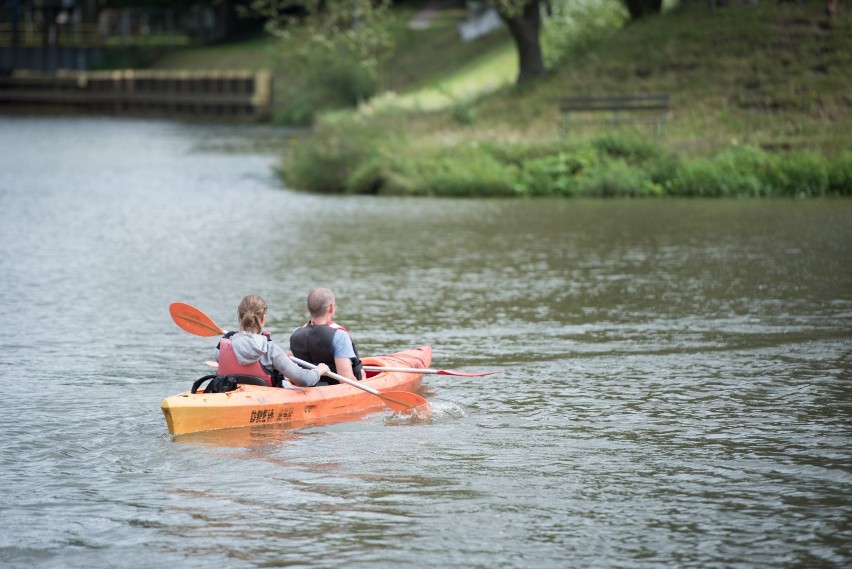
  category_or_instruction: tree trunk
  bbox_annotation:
[500,1,545,84]
[623,0,663,21]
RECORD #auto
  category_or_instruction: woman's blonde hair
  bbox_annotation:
[237,295,267,334]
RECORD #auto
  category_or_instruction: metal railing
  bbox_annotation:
[0,22,103,48]
[0,69,273,121]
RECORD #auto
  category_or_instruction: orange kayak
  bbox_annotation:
[161,346,432,436]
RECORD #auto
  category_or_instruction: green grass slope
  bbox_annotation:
[363,1,851,156]
[504,1,850,155]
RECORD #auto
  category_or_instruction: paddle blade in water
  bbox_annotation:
[169,302,224,337]
[380,391,431,414]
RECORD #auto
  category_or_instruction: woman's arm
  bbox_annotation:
[269,342,322,387]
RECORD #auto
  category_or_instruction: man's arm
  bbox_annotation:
[334,357,358,381]
[332,330,364,381]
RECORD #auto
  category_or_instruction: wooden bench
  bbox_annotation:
[559,94,670,136]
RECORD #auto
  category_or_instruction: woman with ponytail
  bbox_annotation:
[213,295,329,387]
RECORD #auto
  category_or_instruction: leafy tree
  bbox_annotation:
[246,0,551,86]
[243,0,394,85]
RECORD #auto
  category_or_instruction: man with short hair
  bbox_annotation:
[289,288,364,383]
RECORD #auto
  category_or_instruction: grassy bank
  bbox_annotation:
[154,1,852,197]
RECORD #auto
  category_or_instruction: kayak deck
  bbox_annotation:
[161,346,432,436]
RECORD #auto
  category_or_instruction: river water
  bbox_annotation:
[0,116,849,569]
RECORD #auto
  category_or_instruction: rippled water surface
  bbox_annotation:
[0,116,850,568]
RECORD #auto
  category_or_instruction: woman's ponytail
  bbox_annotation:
[237,295,268,334]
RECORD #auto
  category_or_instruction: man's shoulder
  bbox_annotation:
[331,328,356,357]
[332,328,354,342]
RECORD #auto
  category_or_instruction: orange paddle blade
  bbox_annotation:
[380,391,431,414]
[169,302,225,337]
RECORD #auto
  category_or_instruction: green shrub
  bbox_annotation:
[666,158,725,197]
[826,153,852,196]
[513,139,672,197]
[411,144,518,197]
[711,145,774,197]
[515,153,579,197]
[765,152,829,197]
[484,140,581,166]
[514,150,597,196]
[666,146,773,197]
[451,103,477,126]
[282,119,851,198]
[273,102,315,127]
[575,158,662,197]
[282,117,384,193]
[289,128,518,196]
[273,53,378,125]
[345,153,389,195]
[314,58,378,107]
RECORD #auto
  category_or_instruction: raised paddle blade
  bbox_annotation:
[169,302,225,337]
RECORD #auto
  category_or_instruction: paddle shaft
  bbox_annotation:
[290,356,428,412]
[362,365,498,377]
[290,357,381,395]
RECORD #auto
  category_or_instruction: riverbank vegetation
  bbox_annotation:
[154,1,852,197]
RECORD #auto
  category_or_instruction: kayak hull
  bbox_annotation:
[161,346,432,436]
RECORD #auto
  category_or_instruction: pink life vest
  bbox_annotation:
[217,337,273,387]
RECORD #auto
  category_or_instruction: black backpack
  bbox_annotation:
[190,374,269,394]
